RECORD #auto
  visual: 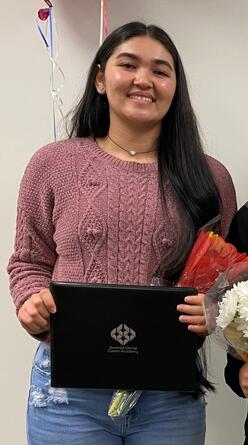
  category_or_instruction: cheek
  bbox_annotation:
[105,72,131,95]
[159,80,177,100]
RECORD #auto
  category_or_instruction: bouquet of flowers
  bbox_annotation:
[205,262,248,361]
[108,218,248,418]
[177,226,248,293]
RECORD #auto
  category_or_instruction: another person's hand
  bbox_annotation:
[18,288,56,336]
[177,293,208,335]
[239,362,248,397]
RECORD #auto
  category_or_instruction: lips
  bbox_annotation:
[128,92,155,103]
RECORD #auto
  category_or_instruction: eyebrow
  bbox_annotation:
[115,52,174,71]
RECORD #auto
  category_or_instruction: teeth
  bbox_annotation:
[129,95,153,103]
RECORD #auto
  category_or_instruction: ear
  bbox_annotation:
[95,64,106,94]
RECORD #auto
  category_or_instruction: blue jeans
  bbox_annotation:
[27,342,206,445]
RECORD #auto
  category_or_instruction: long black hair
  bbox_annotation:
[68,21,220,281]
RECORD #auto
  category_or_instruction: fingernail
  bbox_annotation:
[185,296,191,303]
[51,307,56,314]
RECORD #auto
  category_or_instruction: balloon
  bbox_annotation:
[38,8,50,21]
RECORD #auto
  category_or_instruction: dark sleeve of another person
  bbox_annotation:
[225,354,246,398]
[224,202,248,398]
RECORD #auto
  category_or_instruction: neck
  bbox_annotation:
[107,121,160,154]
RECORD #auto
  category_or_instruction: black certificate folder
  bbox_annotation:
[50,282,198,391]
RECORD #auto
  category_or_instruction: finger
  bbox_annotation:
[23,297,50,322]
[20,321,48,335]
[188,324,208,335]
[30,294,51,318]
[177,304,204,315]
[179,315,205,325]
[20,306,50,331]
[184,294,204,305]
[39,289,56,314]
[19,315,49,334]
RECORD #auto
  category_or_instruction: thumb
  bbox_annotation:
[39,288,57,314]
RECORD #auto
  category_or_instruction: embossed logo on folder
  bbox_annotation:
[111,323,136,345]
[108,324,138,354]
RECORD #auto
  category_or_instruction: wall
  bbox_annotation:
[1,1,247,443]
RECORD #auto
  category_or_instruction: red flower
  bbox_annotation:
[178,231,248,293]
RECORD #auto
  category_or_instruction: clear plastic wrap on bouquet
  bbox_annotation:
[204,261,248,361]
[108,389,143,418]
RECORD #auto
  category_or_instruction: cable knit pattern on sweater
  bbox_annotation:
[8,137,237,311]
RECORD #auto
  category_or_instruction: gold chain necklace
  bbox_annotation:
[107,134,157,157]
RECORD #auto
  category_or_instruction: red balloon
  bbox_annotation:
[38,8,50,21]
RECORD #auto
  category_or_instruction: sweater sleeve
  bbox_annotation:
[7,147,57,312]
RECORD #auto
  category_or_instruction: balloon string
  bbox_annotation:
[100,0,103,46]
[103,0,108,39]
[36,6,65,140]
[100,0,108,46]
[49,7,56,140]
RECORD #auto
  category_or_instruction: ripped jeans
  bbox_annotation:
[27,342,206,445]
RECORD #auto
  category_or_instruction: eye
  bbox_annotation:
[153,70,169,77]
[119,63,136,69]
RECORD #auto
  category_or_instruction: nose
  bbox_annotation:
[133,68,153,89]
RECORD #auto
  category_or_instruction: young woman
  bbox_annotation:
[8,21,237,445]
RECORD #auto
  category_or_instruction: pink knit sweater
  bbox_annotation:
[8,137,237,311]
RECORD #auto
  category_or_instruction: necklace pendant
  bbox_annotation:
[129,150,136,156]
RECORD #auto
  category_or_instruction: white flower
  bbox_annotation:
[216,281,248,333]
[216,289,238,329]
[236,281,248,321]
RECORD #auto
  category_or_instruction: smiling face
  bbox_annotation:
[95,35,177,132]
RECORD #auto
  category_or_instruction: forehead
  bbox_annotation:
[110,35,174,66]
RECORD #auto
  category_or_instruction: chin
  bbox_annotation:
[127,114,158,127]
